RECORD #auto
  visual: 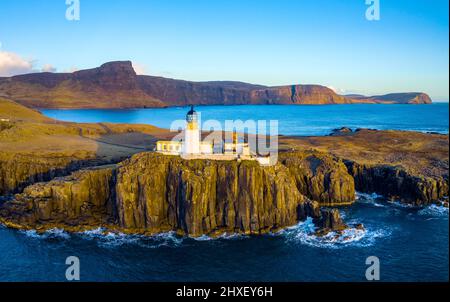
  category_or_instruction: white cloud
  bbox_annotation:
[328,86,353,95]
[0,51,59,76]
[132,62,148,75]
[42,64,57,73]
[0,51,34,76]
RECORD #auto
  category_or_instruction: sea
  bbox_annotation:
[0,103,448,281]
[40,103,449,136]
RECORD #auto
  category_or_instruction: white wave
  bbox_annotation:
[78,227,107,238]
[387,200,417,209]
[355,192,387,208]
[217,232,249,240]
[356,192,383,200]
[78,228,185,248]
[21,228,71,240]
[417,204,449,217]
[146,231,184,247]
[279,217,390,249]
[191,231,248,242]
[78,228,143,247]
[373,203,386,208]
[192,234,213,241]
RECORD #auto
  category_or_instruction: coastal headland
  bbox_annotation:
[0,97,447,237]
[0,61,432,109]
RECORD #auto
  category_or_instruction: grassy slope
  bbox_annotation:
[0,97,172,161]
[0,97,51,122]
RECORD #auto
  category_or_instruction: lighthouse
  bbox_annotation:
[184,105,200,154]
[155,105,267,165]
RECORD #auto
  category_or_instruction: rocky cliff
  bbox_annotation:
[0,153,103,196]
[0,152,353,236]
[1,166,116,229]
[0,61,432,108]
[282,129,449,206]
[346,161,448,205]
[280,152,355,205]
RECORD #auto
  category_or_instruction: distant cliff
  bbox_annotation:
[0,61,432,108]
[346,93,432,104]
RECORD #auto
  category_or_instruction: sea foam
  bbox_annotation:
[417,204,449,217]
[277,217,391,249]
[21,228,71,240]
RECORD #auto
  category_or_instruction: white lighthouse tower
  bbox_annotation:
[184,105,200,154]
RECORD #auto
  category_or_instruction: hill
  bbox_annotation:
[0,61,432,108]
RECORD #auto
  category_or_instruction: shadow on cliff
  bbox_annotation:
[0,131,163,197]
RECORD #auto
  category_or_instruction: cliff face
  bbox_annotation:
[0,61,431,108]
[0,167,116,229]
[346,161,448,205]
[115,154,310,236]
[0,154,104,196]
[250,85,350,105]
[1,148,446,236]
[280,152,355,205]
[0,152,353,236]
[282,129,449,205]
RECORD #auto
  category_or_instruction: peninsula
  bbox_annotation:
[0,97,447,237]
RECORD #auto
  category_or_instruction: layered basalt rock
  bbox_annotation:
[115,153,313,236]
[0,166,116,230]
[2,147,446,236]
[0,152,353,236]
[346,161,449,206]
[0,153,107,196]
[280,152,355,205]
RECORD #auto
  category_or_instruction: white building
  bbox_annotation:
[184,106,201,154]
[156,106,270,165]
[156,106,216,155]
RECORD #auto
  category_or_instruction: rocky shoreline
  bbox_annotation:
[0,98,448,237]
[346,161,448,206]
[0,149,447,238]
[0,152,358,237]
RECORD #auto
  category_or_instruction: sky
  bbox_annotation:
[0,0,448,100]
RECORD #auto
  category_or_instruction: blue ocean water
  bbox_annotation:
[0,104,448,281]
[0,194,448,281]
[41,103,449,136]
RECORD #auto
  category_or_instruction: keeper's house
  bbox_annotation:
[156,106,270,165]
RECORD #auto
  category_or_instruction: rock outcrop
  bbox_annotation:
[346,161,449,206]
[0,166,116,229]
[283,129,449,205]
[0,61,431,108]
[315,208,347,231]
[0,152,352,236]
[115,153,313,236]
[0,153,106,196]
[280,152,355,205]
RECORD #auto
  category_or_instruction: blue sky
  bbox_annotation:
[0,0,448,100]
